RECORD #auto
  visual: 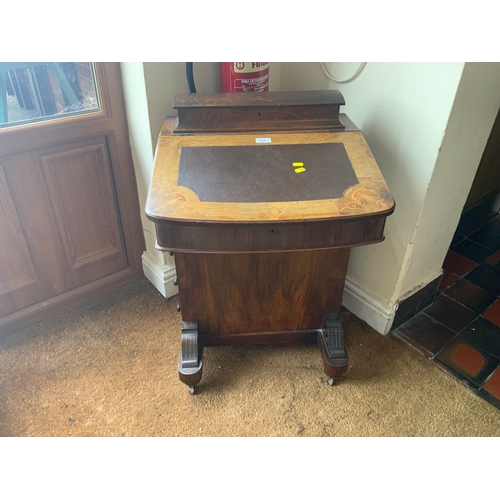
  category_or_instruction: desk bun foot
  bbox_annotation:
[178,320,203,394]
[318,313,348,385]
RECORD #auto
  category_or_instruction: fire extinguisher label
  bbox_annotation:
[233,62,269,73]
[234,74,268,92]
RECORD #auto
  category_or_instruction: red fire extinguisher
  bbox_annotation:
[219,62,269,92]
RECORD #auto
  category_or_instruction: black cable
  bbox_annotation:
[186,62,197,93]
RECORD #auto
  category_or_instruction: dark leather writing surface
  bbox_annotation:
[178,143,358,203]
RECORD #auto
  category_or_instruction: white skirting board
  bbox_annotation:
[142,251,396,335]
[342,279,397,335]
[141,251,178,299]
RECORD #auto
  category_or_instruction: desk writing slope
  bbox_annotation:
[178,143,358,203]
[145,90,394,394]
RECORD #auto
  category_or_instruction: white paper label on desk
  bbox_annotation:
[255,138,272,143]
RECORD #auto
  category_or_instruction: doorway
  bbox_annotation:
[453,106,500,240]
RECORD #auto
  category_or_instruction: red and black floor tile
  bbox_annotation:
[393,214,500,411]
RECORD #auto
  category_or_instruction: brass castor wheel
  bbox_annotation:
[189,385,197,395]
[327,378,336,386]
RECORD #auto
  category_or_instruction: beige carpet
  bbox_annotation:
[0,278,498,437]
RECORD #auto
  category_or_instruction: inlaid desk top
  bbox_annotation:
[146,116,394,225]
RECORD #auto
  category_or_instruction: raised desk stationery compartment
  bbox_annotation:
[172,90,346,134]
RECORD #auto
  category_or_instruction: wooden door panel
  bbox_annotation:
[2,150,75,296]
[40,137,127,285]
[0,165,43,316]
[464,107,500,212]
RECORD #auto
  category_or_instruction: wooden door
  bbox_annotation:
[0,63,144,338]
[463,107,500,213]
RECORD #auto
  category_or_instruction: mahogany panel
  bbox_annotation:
[174,90,346,108]
[40,139,127,285]
[173,90,345,133]
[1,151,75,297]
[0,165,42,316]
[154,216,387,253]
[175,248,350,335]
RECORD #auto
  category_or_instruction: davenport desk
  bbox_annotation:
[146,90,395,394]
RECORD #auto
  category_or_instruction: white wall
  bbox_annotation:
[120,63,161,272]
[280,62,500,331]
[399,63,500,295]
[143,62,220,151]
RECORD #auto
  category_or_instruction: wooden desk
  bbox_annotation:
[146,91,395,394]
